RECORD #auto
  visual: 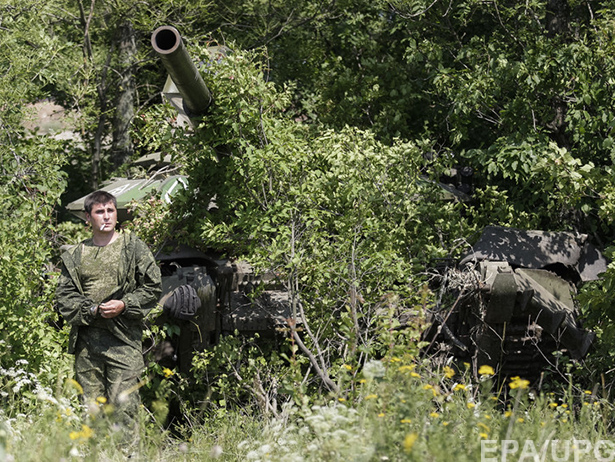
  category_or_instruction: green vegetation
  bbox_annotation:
[4,0,615,460]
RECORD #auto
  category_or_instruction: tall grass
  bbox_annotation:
[0,357,612,461]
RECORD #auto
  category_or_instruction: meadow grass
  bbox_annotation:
[0,358,612,461]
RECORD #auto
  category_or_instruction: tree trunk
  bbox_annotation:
[545,0,570,149]
[110,20,137,170]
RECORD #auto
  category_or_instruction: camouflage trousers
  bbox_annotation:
[75,327,144,423]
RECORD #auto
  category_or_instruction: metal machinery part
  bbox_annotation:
[423,226,608,382]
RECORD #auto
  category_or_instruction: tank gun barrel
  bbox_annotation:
[151,25,212,117]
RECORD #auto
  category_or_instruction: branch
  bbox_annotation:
[291,327,339,394]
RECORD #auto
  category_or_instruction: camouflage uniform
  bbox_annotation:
[56,230,161,419]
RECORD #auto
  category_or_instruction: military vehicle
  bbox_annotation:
[65,25,292,375]
[423,225,608,382]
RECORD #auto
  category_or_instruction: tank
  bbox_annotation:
[64,26,292,375]
[423,226,608,382]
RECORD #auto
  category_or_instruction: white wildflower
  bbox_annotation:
[362,360,386,380]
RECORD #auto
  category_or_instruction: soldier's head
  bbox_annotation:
[84,190,117,215]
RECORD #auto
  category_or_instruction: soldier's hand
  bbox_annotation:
[98,300,125,318]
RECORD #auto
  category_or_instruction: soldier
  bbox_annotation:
[56,190,161,424]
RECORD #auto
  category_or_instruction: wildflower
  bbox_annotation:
[584,390,592,395]
[162,367,174,378]
[390,357,401,363]
[363,360,386,380]
[365,394,378,400]
[453,384,466,391]
[342,364,352,370]
[429,412,439,418]
[378,413,385,418]
[359,379,366,384]
[400,419,412,424]
[484,414,492,420]
[467,402,476,409]
[478,365,495,376]
[509,376,530,390]
[423,384,439,397]
[517,418,524,423]
[479,433,488,439]
[403,433,418,453]
[442,421,449,426]
[560,404,568,409]
[549,402,558,408]
[398,365,416,373]
[67,379,83,395]
[504,411,512,418]
[69,424,94,441]
[443,366,455,379]
[410,372,421,378]
[96,396,107,405]
[338,398,346,402]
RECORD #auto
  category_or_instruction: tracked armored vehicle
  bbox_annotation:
[423,226,607,382]
[65,26,292,374]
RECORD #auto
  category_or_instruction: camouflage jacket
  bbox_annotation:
[56,230,162,354]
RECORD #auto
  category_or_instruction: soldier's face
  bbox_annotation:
[86,201,117,233]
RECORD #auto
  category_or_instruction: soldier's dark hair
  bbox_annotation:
[84,190,117,214]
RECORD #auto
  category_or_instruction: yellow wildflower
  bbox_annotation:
[453,384,466,391]
[378,413,385,418]
[365,394,378,400]
[584,390,592,395]
[359,379,366,384]
[96,396,107,404]
[398,365,415,373]
[67,379,83,395]
[162,367,174,378]
[403,433,418,453]
[509,376,530,389]
[477,422,490,431]
[342,364,352,370]
[479,433,488,439]
[478,365,495,376]
[442,421,449,426]
[517,418,524,423]
[443,366,455,379]
[400,419,412,424]
[467,402,476,409]
[504,411,512,418]
[430,412,439,418]
[390,357,401,363]
[69,424,94,441]
[484,414,492,420]
[338,398,346,402]
[549,402,558,408]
